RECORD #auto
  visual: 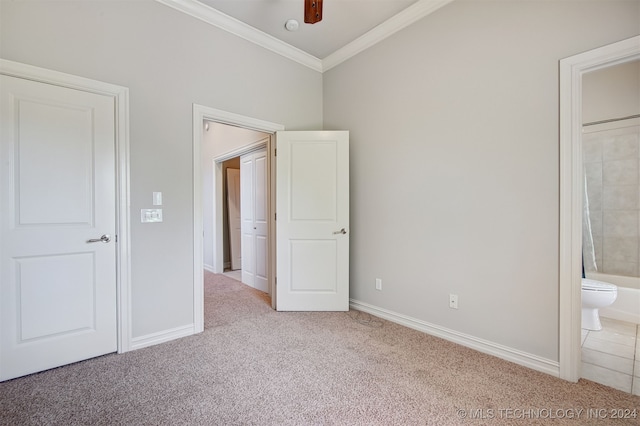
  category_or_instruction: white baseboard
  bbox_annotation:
[130,324,196,351]
[349,299,560,378]
[204,263,215,273]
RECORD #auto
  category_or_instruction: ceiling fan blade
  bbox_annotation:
[304,0,323,24]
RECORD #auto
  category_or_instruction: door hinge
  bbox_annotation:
[274,213,277,221]
[115,235,118,243]
[274,148,277,156]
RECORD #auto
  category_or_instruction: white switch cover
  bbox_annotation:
[141,208,163,223]
[153,192,162,206]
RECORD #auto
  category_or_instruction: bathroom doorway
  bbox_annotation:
[579,61,640,393]
[559,35,640,383]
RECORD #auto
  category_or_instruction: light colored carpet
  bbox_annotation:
[1,271,638,425]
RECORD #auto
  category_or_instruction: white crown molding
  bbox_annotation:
[155,0,323,72]
[156,0,454,73]
[322,0,455,72]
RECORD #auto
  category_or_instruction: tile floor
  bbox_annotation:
[581,317,640,395]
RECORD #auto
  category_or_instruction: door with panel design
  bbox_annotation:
[241,148,268,292]
[276,131,349,311]
[0,74,117,381]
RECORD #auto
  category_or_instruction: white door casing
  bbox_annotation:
[0,74,119,381]
[276,131,350,311]
[226,168,241,270]
[241,149,268,292]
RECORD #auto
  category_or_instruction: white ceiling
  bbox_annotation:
[198,0,419,59]
[157,0,454,71]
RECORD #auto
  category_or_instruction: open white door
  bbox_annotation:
[0,75,117,381]
[276,131,349,311]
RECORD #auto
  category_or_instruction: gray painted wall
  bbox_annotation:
[0,0,322,338]
[323,0,640,361]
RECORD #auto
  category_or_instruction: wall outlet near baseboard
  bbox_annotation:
[449,294,459,309]
[375,278,382,291]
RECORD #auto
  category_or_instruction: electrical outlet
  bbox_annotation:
[375,278,382,291]
[449,294,458,309]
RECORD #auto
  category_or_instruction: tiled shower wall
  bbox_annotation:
[583,122,640,278]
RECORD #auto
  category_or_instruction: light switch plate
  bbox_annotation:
[141,208,163,223]
[153,192,162,206]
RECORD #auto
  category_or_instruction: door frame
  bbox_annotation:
[0,59,132,353]
[558,35,640,382]
[192,105,283,328]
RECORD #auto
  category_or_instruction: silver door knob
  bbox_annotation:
[333,228,347,235]
[87,234,111,243]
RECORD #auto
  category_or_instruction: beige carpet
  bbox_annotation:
[1,271,638,425]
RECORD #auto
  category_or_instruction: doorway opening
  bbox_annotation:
[221,156,242,280]
[192,105,284,332]
[559,35,640,382]
[205,129,269,293]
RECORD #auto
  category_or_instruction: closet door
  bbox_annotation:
[0,74,117,380]
[241,149,268,292]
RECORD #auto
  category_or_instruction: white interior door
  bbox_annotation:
[241,149,268,292]
[241,153,255,287]
[226,168,241,270]
[0,75,117,381]
[276,131,349,311]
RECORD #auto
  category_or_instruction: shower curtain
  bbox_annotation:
[582,173,598,274]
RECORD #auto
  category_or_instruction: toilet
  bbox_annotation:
[581,278,618,331]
